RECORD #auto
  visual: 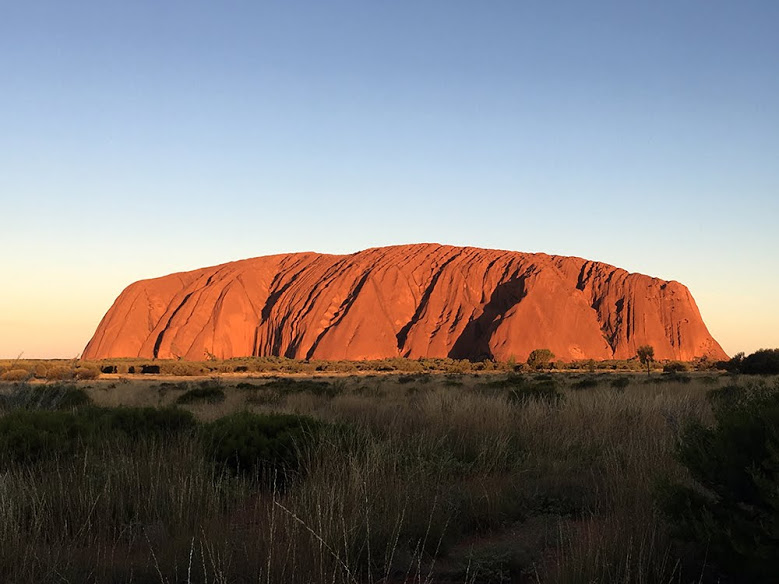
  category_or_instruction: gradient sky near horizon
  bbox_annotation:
[1,1,777,359]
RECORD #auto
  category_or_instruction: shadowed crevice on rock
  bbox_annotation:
[449,278,527,361]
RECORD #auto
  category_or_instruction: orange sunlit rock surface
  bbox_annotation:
[83,244,727,362]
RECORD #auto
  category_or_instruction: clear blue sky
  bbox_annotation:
[1,1,777,358]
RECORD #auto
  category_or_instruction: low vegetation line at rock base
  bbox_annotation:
[1,368,777,583]
[3,348,773,381]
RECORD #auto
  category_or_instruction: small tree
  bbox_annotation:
[636,345,654,375]
[527,349,555,370]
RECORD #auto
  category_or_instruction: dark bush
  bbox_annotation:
[477,374,563,406]
[201,412,323,482]
[610,376,631,390]
[717,352,745,373]
[706,384,744,407]
[666,371,692,384]
[0,410,93,465]
[480,373,526,389]
[527,349,555,370]
[649,372,692,384]
[663,361,690,373]
[95,407,196,438]
[740,349,779,375]
[659,386,779,582]
[506,380,563,407]
[259,379,340,398]
[0,406,196,466]
[572,376,600,390]
[236,382,259,390]
[0,383,91,411]
[176,386,226,404]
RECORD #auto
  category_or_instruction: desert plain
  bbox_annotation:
[1,354,777,583]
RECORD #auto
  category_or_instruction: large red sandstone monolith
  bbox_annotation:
[83,244,727,362]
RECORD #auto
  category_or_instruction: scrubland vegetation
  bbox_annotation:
[0,353,777,583]
[0,354,719,382]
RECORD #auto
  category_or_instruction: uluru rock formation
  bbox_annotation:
[83,244,727,362]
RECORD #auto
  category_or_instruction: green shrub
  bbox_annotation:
[0,406,195,466]
[201,412,322,481]
[527,349,555,370]
[0,410,93,465]
[659,386,779,582]
[95,407,196,438]
[176,386,226,404]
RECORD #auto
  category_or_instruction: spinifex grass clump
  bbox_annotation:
[0,369,30,382]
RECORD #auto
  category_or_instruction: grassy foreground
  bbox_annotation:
[0,369,771,583]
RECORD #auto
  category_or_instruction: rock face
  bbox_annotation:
[83,244,727,362]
